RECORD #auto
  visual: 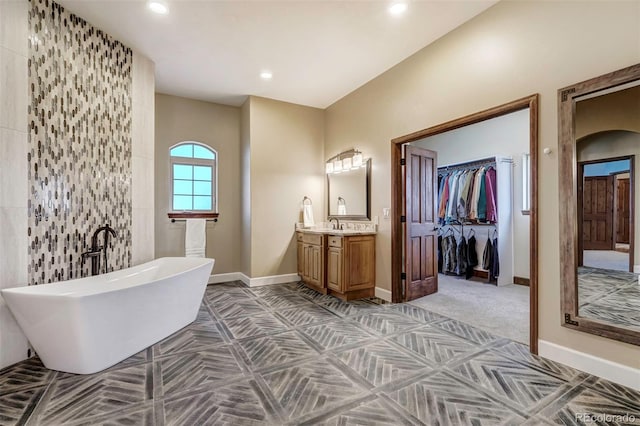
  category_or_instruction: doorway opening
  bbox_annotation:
[391,95,539,353]
[577,156,635,273]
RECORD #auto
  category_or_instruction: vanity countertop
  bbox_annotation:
[296,228,377,236]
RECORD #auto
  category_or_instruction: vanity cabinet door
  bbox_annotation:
[327,247,343,292]
[308,244,324,288]
[297,234,304,276]
[344,236,375,291]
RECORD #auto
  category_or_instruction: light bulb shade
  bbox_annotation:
[352,153,363,168]
[342,157,352,170]
[334,159,343,172]
[325,162,334,174]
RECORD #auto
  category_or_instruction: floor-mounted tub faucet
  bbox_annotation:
[81,224,117,276]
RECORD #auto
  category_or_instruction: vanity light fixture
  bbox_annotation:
[147,0,169,14]
[325,162,334,174]
[342,157,352,170]
[326,149,365,174]
[352,152,363,168]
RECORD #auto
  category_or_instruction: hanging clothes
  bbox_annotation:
[438,174,450,222]
[490,236,500,282]
[455,236,468,276]
[466,234,478,279]
[457,170,473,218]
[482,235,493,270]
[437,235,443,273]
[437,160,499,225]
[485,167,498,223]
[442,234,458,274]
[477,169,487,221]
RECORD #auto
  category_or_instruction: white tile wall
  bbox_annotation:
[131,51,155,265]
[0,47,28,131]
[0,0,29,369]
[0,0,28,55]
[0,128,27,208]
[132,208,155,265]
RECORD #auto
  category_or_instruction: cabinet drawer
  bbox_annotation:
[328,236,343,248]
[296,232,304,242]
[302,233,323,245]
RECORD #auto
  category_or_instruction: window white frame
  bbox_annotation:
[169,141,218,213]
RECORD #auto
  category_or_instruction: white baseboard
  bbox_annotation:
[208,272,300,288]
[634,265,640,274]
[208,273,243,284]
[375,287,392,302]
[538,340,640,390]
[248,273,300,287]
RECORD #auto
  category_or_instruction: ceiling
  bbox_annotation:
[57,0,498,108]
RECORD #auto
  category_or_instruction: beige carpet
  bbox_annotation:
[409,274,530,344]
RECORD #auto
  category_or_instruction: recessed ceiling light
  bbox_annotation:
[147,0,169,15]
[260,70,273,80]
[389,2,408,15]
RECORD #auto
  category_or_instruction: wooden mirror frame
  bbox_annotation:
[558,63,640,346]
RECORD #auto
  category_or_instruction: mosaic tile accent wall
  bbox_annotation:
[27,0,133,284]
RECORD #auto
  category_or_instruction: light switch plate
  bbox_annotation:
[382,208,390,219]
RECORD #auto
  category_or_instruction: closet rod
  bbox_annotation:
[437,156,496,174]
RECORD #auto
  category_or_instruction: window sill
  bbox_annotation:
[168,212,219,222]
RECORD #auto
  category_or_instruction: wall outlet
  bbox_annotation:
[373,216,379,225]
[383,208,390,219]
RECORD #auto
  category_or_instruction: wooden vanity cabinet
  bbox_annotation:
[297,232,327,294]
[297,231,375,301]
[327,234,375,301]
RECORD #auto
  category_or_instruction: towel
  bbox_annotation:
[337,205,347,215]
[303,205,315,227]
[185,219,206,258]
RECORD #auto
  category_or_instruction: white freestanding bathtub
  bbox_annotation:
[1,257,214,374]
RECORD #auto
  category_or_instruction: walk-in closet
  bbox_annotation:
[407,108,531,344]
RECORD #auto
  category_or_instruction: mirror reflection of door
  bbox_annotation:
[578,157,633,272]
[574,80,640,332]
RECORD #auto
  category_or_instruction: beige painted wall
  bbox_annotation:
[325,0,640,367]
[240,100,252,276]
[576,85,640,139]
[154,94,241,274]
[248,96,325,277]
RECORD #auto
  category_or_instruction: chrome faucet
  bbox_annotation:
[81,224,117,276]
[329,217,340,230]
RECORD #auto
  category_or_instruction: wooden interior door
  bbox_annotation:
[403,145,438,301]
[583,176,614,250]
[615,177,630,244]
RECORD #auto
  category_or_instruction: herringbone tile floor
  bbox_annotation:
[1,281,639,425]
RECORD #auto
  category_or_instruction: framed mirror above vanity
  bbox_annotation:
[327,152,371,220]
[559,63,640,346]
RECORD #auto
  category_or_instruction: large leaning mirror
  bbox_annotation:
[559,63,640,345]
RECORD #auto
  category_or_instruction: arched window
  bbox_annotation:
[169,142,217,212]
